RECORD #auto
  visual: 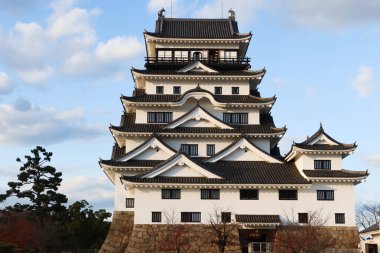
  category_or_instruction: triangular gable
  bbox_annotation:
[206,138,282,163]
[307,133,339,145]
[142,154,222,179]
[164,106,233,129]
[177,61,218,73]
[117,136,176,162]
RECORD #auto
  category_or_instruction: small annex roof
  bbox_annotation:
[177,61,218,73]
[145,17,251,39]
[235,215,281,225]
[303,169,368,179]
[163,104,233,130]
[205,136,283,163]
[285,124,357,161]
[360,223,380,233]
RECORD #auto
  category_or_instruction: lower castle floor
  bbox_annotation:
[99,211,360,253]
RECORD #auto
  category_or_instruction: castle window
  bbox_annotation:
[298,213,308,223]
[314,160,331,170]
[162,189,181,199]
[201,189,220,199]
[156,86,164,94]
[173,86,181,94]
[192,51,202,59]
[152,212,162,222]
[232,87,239,94]
[224,50,237,59]
[317,190,334,200]
[125,198,134,208]
[279,190,298,200]
[147,112,172,123]
[223,113,248,124]
[335,213,345,224]
[207,144,215,156]
[180,144,198,156]
[215,87,222,94]
[174,50,188,59]
[181,212,201,222]
[157,50,172,60]
[240,189,259,200]
[222,212,231,223]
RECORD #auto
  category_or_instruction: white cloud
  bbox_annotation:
[17,67,54,86]
[275,0,380,29]
[366,153,380,167]
[351,66,375,97]
[0,100,105,145]
[0,72,13,95]
[271,77,287,89]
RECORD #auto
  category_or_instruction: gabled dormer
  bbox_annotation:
[285,124,357,171]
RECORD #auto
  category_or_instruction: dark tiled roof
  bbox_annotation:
[132,68,264,76]
[122,86,275,104]
[123,160,309,185]
[147,18,249,39]
[294,144,356,150]
[303,169,368,178]
[100,159,163,167]
[235,215,281,223]
[111,144,125,160]
[360,223,380,233]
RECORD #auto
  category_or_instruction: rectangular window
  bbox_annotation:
[222,212,231,223]
[232,87,239,94]
[335,213,345,224]
[156,86,164,94]
[298,213,308,223]
[174,50,188,59]
[223,113,248,124]
[157,50,172,60]
[173,86,181,94]
[147,112,173,123]
[314,160,331,170]
[224,50,238,59]
[207,144,215,156]
[317,190,334,200]
[215,87,222,94]
[125,198,134,208]
[180,144,198,156]
[162,189,181,199]
[279,190,298,200]
[152,212,162,222]
[181,212,201,222]
[240,189,259,200]
[201,189,220,199]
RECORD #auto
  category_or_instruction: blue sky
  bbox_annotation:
[0,0,379,212]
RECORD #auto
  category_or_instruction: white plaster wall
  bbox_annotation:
[160,165,204,177]
[294,154,342,170]
[125,138,148,152]
[252,139,271,153]
[128,182,356,226]
[133,147,173,160]
[114,173,135,211]
[222,149,267,161]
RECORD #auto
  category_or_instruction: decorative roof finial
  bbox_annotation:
[158,7,165,17]
[320,122,324,130]
[228,8,235,20]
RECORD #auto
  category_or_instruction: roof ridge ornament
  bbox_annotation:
[158,7,165,17]
[228,8,235,20]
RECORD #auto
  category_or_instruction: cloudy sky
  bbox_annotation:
[0,0,379,212]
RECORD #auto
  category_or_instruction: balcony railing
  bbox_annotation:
[145,57,250,66]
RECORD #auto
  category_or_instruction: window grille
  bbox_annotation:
[223,113,248,124]
[317,190,334,200]
[207,144,215,156]
[222,212,231,223]
[180,144,198,156]
[298,213,308,223]
[314,160,331,169]
[147,112,173,123]
[201,189,220,199]
[279,190,298,200]
[162,189,181,199]
[232,87,239,94]
[181,212,201,222]
[335,213,345,224]
[173,86,181,94]
[156,86,164,94]
[152,212,162,222]
[125,198,134,208]
[214,87,222,94]
[240,189,259,200]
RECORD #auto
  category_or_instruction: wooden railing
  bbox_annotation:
[145,56,250,65]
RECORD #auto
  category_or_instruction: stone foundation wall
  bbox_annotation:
[99,211,134,253]
[323,226,359,249]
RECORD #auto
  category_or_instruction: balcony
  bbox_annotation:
[145,57,251,70]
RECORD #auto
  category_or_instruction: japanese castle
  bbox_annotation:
[99,10,368,253]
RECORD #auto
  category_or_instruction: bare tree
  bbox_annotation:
[274,209,334,253]
[356,203,380,230]
[205,206,239,253]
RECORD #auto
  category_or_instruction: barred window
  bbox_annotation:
[298,213,308,223]
[279,190,298,200]
[223,113,248,124]
[215,87,222,94]
[147,112,173,123]
[222,212,231,223]
[125,198,134,208]
[162,189,181,199]
[173,86,181,94]
[156,86,164,94]
[152,212,162,222]
[240,189,259,200]
[180,144,198,156]
[335,213,345,224]
[317,190,334,200]
[232,87,239,94]
[207,144,215,156]
[314,160,331,170]
[201,189,220,199]
[181,212,201,222]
